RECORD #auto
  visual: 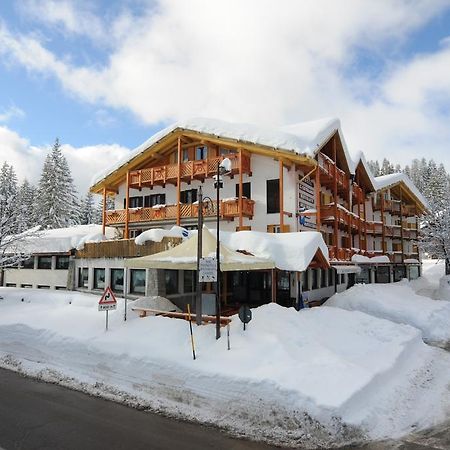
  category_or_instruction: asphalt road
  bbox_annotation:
[0,368,278,450]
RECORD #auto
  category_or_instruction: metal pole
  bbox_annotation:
[216,162,221,340]
[124,268,128,321]
[227,323,230,350]
[106,310,109,331]
[196,186,203,326]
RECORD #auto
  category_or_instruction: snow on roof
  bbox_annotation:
[220,230,329,272]
[91,117,344,187]
[11,225,118,254]
[135,226,189,245]
[375,173,428,210]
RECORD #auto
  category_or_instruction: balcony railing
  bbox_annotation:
[318,153,349,191]
[128,153,250,188]
[105,198,255,225]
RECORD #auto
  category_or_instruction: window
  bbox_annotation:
[129,229,143,239]
[22,257,34,269]
[409,266,419,280]
[5,283,16,287]
[38,256,52,269]
[94,268,105,290]
[165,270,179,295]
[182,148,189,162]
[38,285,50,289]
[111,269,124,293]
[320,269,327,288]
[328,268,335,286]
[235,182,251,199]
[130,269,146,294]
[301,270,309,291]
[127,196,143,208]
[266,179,280,213]
[56,256,69,270]
[180,189,197,204]
[55,286,66,290]
[144,193,166,207]
[195,145,207,160]
[21,284,32,288]
[376,266,390,283]
[78,268,88,288]
[312,269,319,290]
[183,270,196,293]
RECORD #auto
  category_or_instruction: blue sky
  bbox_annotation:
[0,1,450,191]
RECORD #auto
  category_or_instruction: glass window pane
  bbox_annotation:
[165,270,178,295]
[38,256,52,269]
[22,257,34,269]
[130,269,146,294]
[94,268,105,290]
[56,256,69,270]
[111,269,124,293]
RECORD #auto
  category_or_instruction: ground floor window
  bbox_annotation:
[165,270,179,295]
[21,284,32,288]
[38,285,50,289]
[183,270,196,293]
[55,286,66,290]
[38,256,52,269]
[375,266,390,283]
[111,269,124,293]
[22,257,34,269]
[409,266,419,280]
[356,267,370,284]
[56,255,70,270]
[130,269,145,295]
[5,283,16,287]
[320,269,327,288]
[78,268,88,288]
[94,268,105,290]
[312,269,319,289]
[301,270,309,291]
[394,265,406,282]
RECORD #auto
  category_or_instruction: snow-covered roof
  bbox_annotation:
[220,230,329,272]
[9,225,118,255]
[91,117,344,187]
[375,173,428,210]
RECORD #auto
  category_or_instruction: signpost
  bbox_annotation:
[199,257,217,282]
[98,286,117,331]
[238,304,252,331]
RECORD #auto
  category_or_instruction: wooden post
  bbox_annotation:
[315,165,321,231]
[102,187,107,236]
[363,192,368,252]
[399,189,404,262]
[238,148,243,230]
[176,136,182,226]
[332,138,339,255]
[381,191,386,254]
[279,159,284,232]
[125,170,130,239]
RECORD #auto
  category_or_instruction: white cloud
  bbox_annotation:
[0,105,25,122]
[1,0,450,171]
[0,125,130,193]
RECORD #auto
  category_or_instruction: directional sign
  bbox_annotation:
[98,286,117,311]
[199,257,217,282]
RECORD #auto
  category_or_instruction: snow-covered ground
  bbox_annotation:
[0,287,449,448]
[327,260,450,347]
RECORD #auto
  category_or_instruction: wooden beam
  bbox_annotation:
[315,164,321,232]
[332,139,339,253]
[238,148,244,229]
[363,192,368,251]
[102,187,107,236]
[381,191,386,254]
[399,189,404,263]
[124,170,130,239]
[176,136,182,226]
[279,159,284,231]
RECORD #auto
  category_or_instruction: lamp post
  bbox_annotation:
[214,158,231,340]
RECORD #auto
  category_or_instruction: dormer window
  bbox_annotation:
[195,145,207,160]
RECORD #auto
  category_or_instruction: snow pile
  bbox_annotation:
[438,275,450,301]
[135,226,189,245]
[0,288,449,447]
[220,230,328,272]
[351,254,390,263]
[327,282,450,346]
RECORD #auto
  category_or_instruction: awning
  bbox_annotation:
[332,265,362,274]
[125,226,275,271]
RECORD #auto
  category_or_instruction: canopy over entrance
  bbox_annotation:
[124,227,275,271]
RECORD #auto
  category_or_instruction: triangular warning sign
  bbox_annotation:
[99,286,117,305]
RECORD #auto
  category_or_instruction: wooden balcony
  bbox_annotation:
[318,154,349,195]
[128,153,250,189]
[327,246,355,261]
[105,198,255,226]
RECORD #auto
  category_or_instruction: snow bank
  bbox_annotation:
[327,282,450,346]
[135,225,189,245]
[0,288,449,447]
[438,275,450,301]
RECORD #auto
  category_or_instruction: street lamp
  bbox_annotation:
[214,158,231,339]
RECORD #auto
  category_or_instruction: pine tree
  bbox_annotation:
[34,138,80,229]
[80,192,97,225]
[368,160,381,177]
[380,158,395,176]
[16,179,35,233]
[0,162,19,235]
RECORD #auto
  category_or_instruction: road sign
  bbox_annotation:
[98,286,117,311]
[199,257,217,282]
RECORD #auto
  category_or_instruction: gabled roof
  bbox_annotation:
[91,117,346,190]
[350,150,377,192]
[375,173,428,212]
